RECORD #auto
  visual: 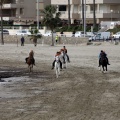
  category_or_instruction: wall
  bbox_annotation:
[2,35,88,45]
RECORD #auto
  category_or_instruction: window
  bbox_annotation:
[20,8,24,15]
[59,5,66,11]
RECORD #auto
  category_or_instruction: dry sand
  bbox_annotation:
[0,42,120,120]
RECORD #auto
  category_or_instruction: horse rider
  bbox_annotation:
[51,51,62,70]
[25,50,35,65]
[61,46,70,63]
[98,50,110,67]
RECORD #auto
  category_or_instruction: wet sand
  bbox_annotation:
[0,42,120,120]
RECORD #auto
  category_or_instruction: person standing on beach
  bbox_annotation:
[21,36,25,46]
[55,35,59,43]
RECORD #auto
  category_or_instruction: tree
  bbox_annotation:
[29,28,42,46]
[41,5,61,46]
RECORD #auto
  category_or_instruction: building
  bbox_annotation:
[37,0,51,22]
[0,0,36,25]
[51,0,120,25]
[85,0,120,24]
[51,0,80,25]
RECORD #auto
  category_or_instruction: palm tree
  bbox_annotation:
[68,0,71,26]
[41,5,61,46]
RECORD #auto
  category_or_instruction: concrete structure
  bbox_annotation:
[51,0,80,24]
[85,0,120,24]
[38,0,51,21]
[51,0,120,25]
[0,0,51,25]
[0,0,36,25]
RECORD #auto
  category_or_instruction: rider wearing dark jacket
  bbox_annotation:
[98,50,110,67]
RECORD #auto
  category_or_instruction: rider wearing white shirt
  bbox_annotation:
[51,51,62,69]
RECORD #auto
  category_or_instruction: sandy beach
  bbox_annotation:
[0,42,120,120]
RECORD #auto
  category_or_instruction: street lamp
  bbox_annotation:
[37,0,39,30]
[111,9,113,22]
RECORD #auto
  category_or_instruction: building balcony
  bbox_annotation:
[86,0,120,4]
[59,11,80,19]
[51,0,80,5]
[2,4,17,9]
[85,10,120,19]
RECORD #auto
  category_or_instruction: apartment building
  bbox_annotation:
[0,0,51,25]
[37,0,51,21]
[85,0,120,24]
[0,0,36,25]
[51,0,80,24]
[51,0,120,25]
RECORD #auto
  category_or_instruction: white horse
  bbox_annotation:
[60,51,68,69]
[54,56,60,78]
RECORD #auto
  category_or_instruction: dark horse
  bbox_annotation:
[99,58,107,72]
[26,51,35,72]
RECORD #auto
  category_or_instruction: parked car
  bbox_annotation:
[74,31,84,37]
[16,30,28,36]
[42,31,52,36]
[16,30,42,36]
[112,32,120,39]
[27,31,42,36]
[0,29,9,35]
[89,32,110,41]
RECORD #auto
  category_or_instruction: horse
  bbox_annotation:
[54,56,60,78]
[99,58,107,73]
[60,51,68,69]
[26,56,35,72]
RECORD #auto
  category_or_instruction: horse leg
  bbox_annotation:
[102,65,105,73]
[58,66,60,76]
[106,65,107,71]
[30,66,31,72]
[56,68,58,78]
[99,65,101,71]
[55,63,58,78]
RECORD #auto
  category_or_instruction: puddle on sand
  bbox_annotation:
[0,76,31,98]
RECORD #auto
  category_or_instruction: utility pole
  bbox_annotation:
[37,0,39,30]
[0,0,4,45]
[68,0,71,27]
[84,0,86,37]
[82,0,84,30]
[93,0,96,31]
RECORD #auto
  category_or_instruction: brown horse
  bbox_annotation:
[26,50,35,72]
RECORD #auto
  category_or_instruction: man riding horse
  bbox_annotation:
[51,51,62,70]
[98,50,110,67]
[61,46,70,63]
